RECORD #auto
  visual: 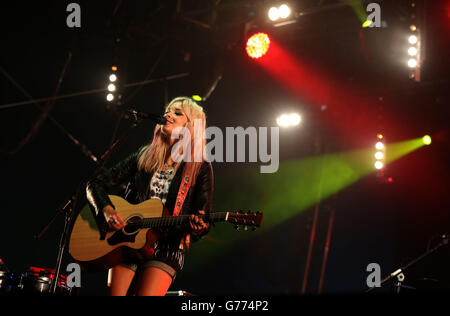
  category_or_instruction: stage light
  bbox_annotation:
[289,113,301,125]
[408,35,418,44]
[374,133,386,171]
[277,114,290,127]
[422,135,432,145]
[108,83,116,92]
[192,95,203,102]
[375,141,384,150]
[106,67,119,103]
[268,4,293,23]
[374,133,385,170]
[374,151,384,160]
[246,32,271,59]
[279,4,291,19]
[408,58,418,68]
[268,7,279,21]
[277,113,301,127]
[408,47,418,56]
[362,20,373,28]
[106,93,114,102]
[406,11,421,81]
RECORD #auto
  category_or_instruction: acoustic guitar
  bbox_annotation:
[69,195,263,271]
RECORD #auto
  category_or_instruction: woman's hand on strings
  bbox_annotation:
[189,210,208,234]
[103,205,126,231]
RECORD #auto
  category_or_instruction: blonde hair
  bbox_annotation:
[137,97,206,185]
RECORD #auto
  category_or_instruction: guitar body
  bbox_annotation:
[69,195,263,272]
[69,196,167,271]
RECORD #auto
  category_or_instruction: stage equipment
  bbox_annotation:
[422,135,431,145]
[276,113,301,127]
[407,58,418,68]
[266,3,299,27]
[375,141,384,150]
[20,267,73,295]
[124,109,167,125]
[374,134,386,173]
[366,235,449,294]
[106,66,119,103]
[408,47,418,56]
[0,73,189,110]
[406,0,423,82]
[362,20,372,28]
[107,83,116,92]
[246,32,271,59]
[374,161,383,170]
[268,7,280,21]
[268,4,292,21]
[0,266,73,296]
[408,35,418,45]
[192,95,203,102]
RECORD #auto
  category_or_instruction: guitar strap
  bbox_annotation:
[173,175,191,217]
[174,174,192,250]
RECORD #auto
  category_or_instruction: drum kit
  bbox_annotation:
[0,260,74,296]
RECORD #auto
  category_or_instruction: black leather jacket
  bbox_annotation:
[86,148,214,242]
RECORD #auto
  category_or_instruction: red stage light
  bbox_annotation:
[246,32,271,59]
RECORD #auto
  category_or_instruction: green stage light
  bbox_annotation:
[362,20,373,28]
[185,146,379,272]
[183,137,430,274]
[422,135,432,145]
[192,95,203,102]
[348,0,368,24]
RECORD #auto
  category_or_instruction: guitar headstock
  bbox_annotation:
[226,211,263,231]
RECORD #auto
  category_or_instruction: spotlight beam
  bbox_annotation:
[183,137,430,273]
[253,40,403,146]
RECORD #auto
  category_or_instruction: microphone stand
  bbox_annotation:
[366,235,449,294]
[34,110,153,294]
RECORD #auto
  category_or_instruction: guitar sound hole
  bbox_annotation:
[123,215,143,235]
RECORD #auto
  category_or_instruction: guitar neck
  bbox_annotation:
[141,213,229,229]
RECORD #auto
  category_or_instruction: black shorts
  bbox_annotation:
[119,241,185,281]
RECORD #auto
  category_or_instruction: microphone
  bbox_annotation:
[125,109,167,125]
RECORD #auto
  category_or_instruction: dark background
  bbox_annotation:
[0,0,449,295]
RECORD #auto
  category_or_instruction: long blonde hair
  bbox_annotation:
[137,97,206,185]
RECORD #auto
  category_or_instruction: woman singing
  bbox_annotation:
[86,96,213,296]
